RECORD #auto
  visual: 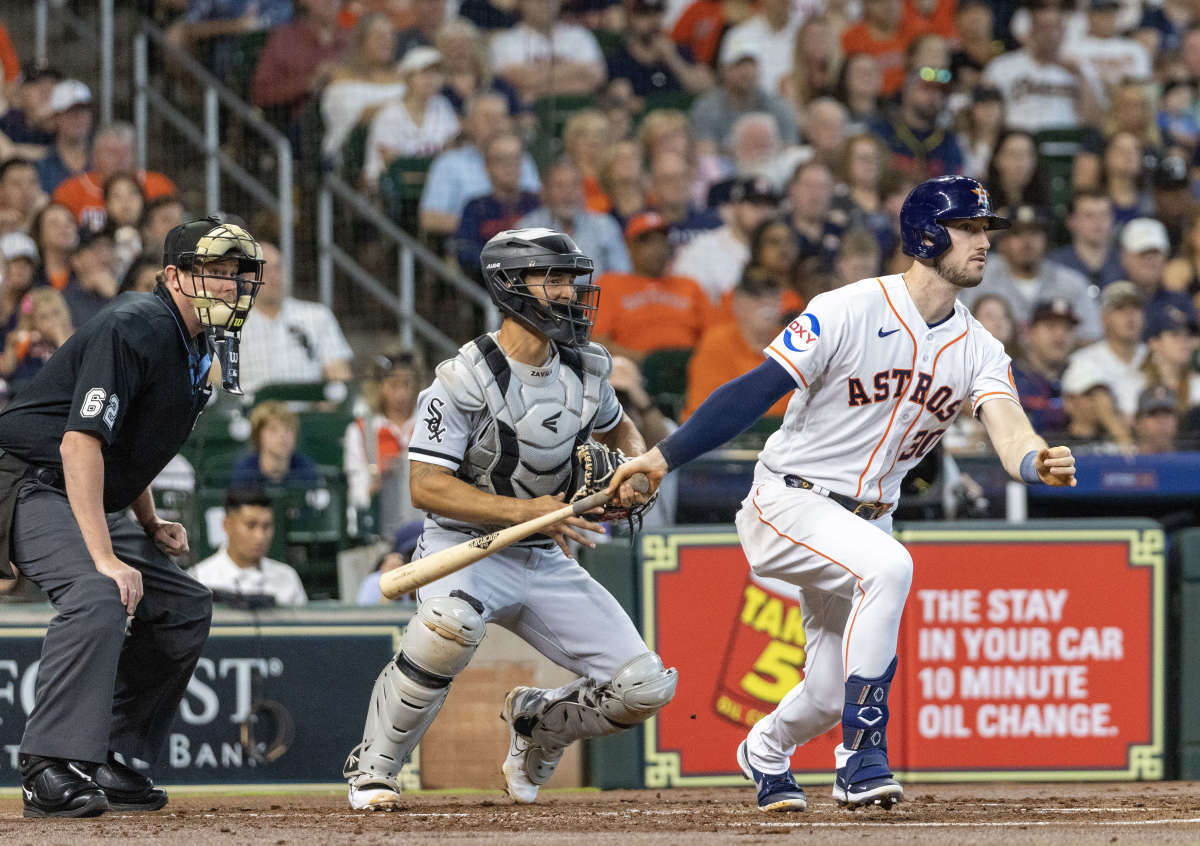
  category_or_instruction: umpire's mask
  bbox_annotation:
[164,216,265,394]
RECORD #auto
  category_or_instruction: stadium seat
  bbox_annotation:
[641,348,692,418]
[225,30,271,102]
[254,382,343,405]
[531,94,593,170]
[379,156,435,235]
[1034,128,1092,245]
[180,392,253,486]
[639,90,696,117]
[298,409,355,468]
[340,124,371,186]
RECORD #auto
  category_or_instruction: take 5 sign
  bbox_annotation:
[639,523,1164,787]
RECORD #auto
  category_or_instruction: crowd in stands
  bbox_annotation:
[5,0,1200,599]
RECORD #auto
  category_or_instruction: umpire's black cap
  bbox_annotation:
[162,214,260,274]
[163,216,223,268]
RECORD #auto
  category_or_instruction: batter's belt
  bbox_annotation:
[783,475,892,521]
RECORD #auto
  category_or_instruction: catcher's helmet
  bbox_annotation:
[900,175,1010,260]
[481,228,599,346]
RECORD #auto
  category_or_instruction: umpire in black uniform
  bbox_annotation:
[0,217,265,817]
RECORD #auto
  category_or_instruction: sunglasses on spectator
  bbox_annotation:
[917,67,952,86]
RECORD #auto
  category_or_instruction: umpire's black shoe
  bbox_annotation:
[19,757,109,818]
[92,753,168,812]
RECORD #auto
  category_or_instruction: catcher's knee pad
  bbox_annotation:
[841,656,897,782]
[600,652,678,725]
[515,652,678,750]
[346,593,485,781]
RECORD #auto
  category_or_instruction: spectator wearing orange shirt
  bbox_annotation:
[670,0,754,68]
[683,266,790,419]
[51,123,176,232]
[0,23,19,84]
[841,0,927,96]
[592,211,711,363]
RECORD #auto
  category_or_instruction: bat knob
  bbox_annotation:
[631,473,649,494]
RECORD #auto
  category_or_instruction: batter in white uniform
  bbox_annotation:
[343,228,676,810]
[610,176,1077,811]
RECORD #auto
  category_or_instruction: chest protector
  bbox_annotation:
[435,334,612,507]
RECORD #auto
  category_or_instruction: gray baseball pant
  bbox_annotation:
[13,478,212,766]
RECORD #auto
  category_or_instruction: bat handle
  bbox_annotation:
[571,489,611,514]
[570,473,649,515]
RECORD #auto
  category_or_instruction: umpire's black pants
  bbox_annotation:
[13,478,212,766]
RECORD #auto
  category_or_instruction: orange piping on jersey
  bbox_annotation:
[971,390,1020,414]
[1007,365,1016,391]
[752,486,864,679]
[855,279,917,499]
[874,327,969,500]
[768,345,809,388]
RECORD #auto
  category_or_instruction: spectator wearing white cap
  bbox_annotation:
[0,231,39,342]
[362,47,460,190]
[689,35,799,156]
[1119,217,1200,327]
[488,0,607,103]
[34,79,93,195]
[1061,280,1148,446]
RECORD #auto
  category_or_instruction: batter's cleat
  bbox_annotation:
[832,763,903,809]
[20,758,109,818]
[501,686,564,804]
[347,775,403,811]
[736,741,807,812]
[92,753,168,812]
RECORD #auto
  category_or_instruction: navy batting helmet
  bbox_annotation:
[900,176,1010,260]
[481,228,599,346]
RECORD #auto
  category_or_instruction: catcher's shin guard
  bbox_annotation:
[345,594,485,790]
[833,657,903,808]
[501,652,676,801]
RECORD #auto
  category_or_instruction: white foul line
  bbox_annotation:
[744,817,1200,828]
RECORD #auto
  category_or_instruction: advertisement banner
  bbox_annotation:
[640,524,1164,787]
[0,621,403,787]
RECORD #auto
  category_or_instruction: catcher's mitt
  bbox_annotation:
[569,440,658,524]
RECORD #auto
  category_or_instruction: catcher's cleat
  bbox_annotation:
[737,741,807,812]
[92,753,168,812]
[501,686,565,804]
[20,757,109,818]
[348,775,403,811]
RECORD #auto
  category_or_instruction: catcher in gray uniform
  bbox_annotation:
[343,228,677,810]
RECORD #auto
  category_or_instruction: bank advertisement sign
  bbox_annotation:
[0,623,401,786]
[640,525,1164,786]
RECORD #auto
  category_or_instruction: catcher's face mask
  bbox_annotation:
[481,228,600,347]
[173,221,265,395]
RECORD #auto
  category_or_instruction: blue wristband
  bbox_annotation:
[1020,450,1042,485]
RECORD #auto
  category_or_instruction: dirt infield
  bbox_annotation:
[2,782,1199,845]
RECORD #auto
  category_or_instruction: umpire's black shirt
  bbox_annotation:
[0,285,212,512]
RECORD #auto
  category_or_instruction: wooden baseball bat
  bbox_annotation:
[380,476,648,599]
